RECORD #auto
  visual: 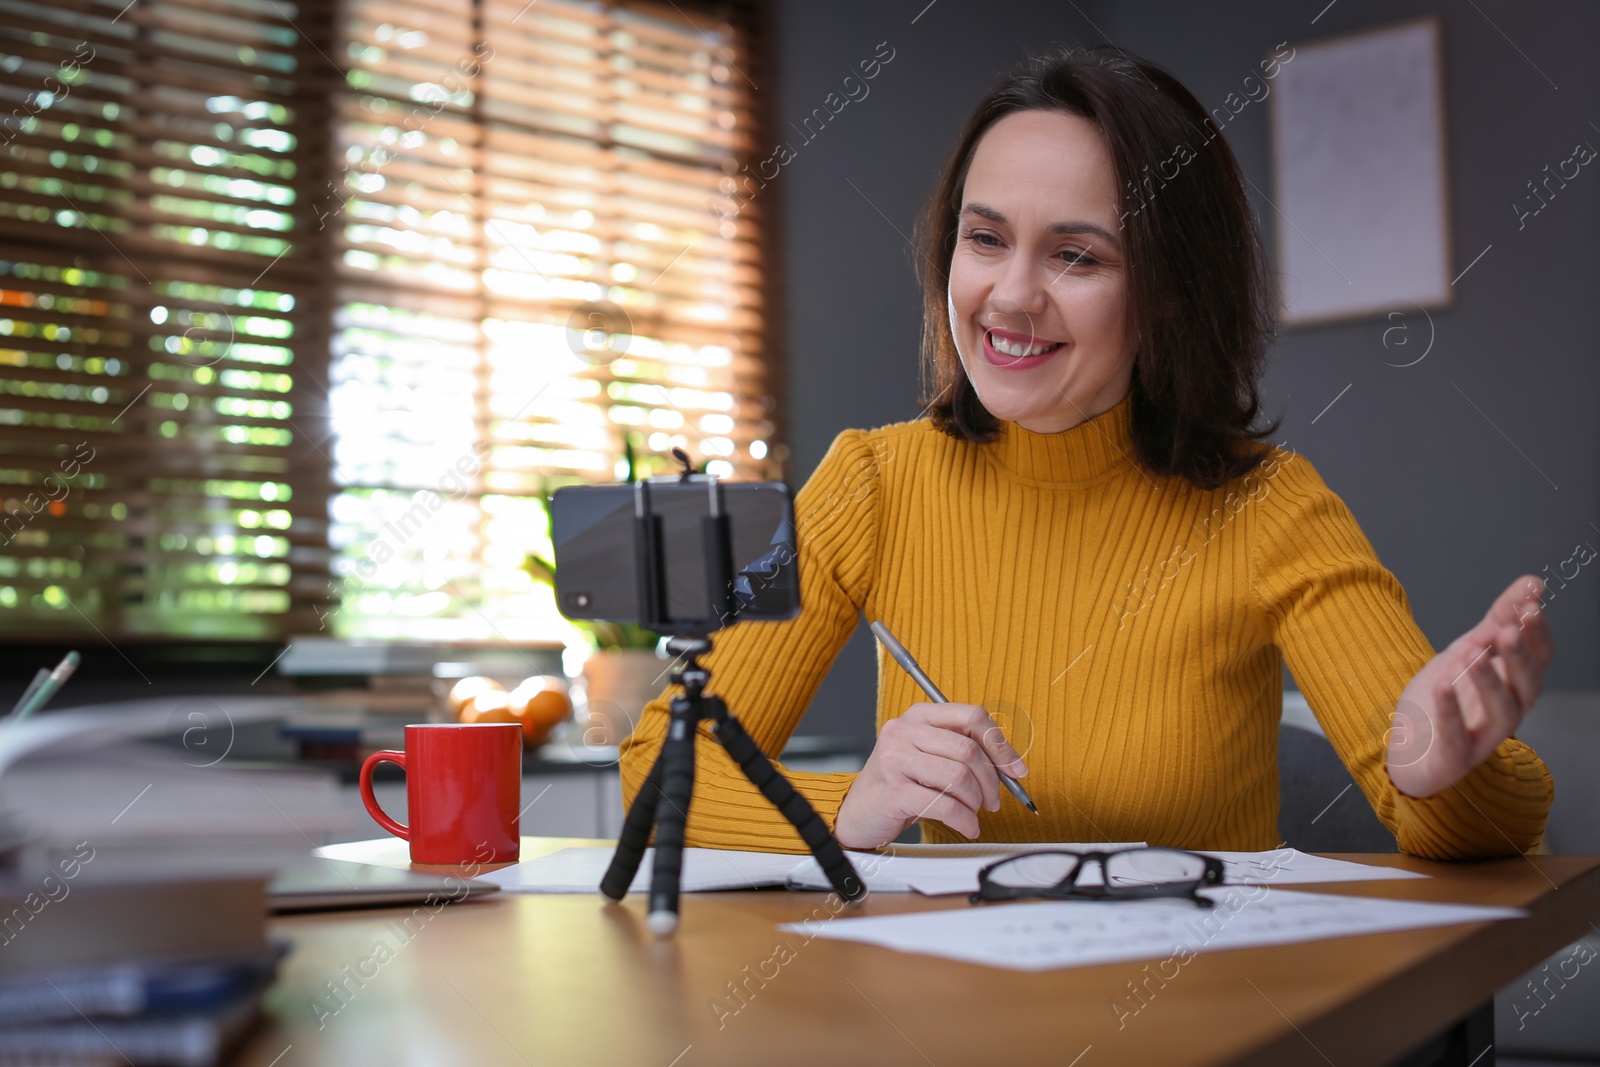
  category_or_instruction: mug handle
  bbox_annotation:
[359,750,409,841]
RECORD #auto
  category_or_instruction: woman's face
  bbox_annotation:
[947,109,1133,433]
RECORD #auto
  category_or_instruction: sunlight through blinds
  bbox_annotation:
[0,0,335,639]
[328,0,773,642]
[0,0,771,644]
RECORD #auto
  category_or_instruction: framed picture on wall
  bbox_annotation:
[1268,17,1452,325]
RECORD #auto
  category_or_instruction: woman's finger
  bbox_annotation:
[897,750,987,818]
[1461,646,1523,760]
[1425,677,1473,790]
[910,703,1028,777]
[1518,602,1556,670]
[1489,576,1542,629]
[907,723,1003,811]
[1430,676,1472,755]
[1495,576,1555,667]
[904,782,981,839]
[1445,640,1495,734]
[1489,624,1542,711]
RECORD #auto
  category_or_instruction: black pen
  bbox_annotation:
[869,620,1038,814]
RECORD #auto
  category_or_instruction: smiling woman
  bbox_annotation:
[620,45,1556,862]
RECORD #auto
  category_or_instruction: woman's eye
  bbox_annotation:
[1059,249,1096,267]
[961,229,1002,248]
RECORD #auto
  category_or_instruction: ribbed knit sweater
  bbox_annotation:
[618,392,1553,859]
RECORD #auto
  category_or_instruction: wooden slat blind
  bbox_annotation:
[0,0,774,644]
[0,0,335,640]
[328,0,773,641]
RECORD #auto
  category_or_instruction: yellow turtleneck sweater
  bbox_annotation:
[618,393,1553,859]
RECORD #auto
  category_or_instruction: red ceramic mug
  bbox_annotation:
[359,723,522,865]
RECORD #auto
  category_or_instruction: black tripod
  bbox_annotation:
[597,473,866,935]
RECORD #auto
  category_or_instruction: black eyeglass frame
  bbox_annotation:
[968,848,1226,908]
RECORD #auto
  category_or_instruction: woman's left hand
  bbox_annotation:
[1387,575,1554,799]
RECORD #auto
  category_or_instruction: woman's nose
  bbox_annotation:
[988,256,1049,317]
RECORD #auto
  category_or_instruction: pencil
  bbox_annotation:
[868,621,1038,814]
[13,651,79,721]
[7,668,49,719]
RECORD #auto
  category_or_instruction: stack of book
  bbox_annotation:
[0,872,279,1066]
[275,637,566,734]
[0,699,365,1063]
[0,736,357,881]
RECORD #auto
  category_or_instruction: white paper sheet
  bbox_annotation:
[479,843,1143,894]
[1206,849,1428,886]
[787,843,1148,895]
[475,846,803,893]
[475,844,1425,896]
[791,846,1422,896]
[781,884,1523,971]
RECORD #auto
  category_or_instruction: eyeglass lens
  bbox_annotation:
[986,853,1080,889]
[985,849,1208,891]
[1104,849,1208,888]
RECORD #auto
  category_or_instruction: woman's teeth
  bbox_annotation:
[987,330,1063,358]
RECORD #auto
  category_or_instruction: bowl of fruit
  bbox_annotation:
[447,675,573,749]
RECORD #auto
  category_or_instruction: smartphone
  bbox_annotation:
[550,479,800,632]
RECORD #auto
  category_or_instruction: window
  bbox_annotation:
[0,0,774,645]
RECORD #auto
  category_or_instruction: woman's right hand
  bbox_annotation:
[834,702,1028,850]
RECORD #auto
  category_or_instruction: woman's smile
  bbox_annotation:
[982,326,1067,369]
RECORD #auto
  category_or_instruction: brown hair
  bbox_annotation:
[914,45,1281,491]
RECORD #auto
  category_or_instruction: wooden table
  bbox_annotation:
[235,840,1600,1067]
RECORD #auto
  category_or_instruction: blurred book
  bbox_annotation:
[0,874,276,1066]
[278,637,562,680]
[0,743,358,881]
[0,700,332,1064]
[0,986,260,1067]
[291,682,437,717]
[0,947,280,1026]
[277,639,564,720]
[0,873,265,976]
[0,698,301,780]
[278,712,406,757]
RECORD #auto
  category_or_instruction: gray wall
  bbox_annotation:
[772,0,1600,746]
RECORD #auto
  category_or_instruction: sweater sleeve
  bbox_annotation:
[1248,447,1553,859]
[616,428,884,852]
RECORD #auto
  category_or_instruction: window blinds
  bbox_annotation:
[0,0,335,639]
[0,0,773,644]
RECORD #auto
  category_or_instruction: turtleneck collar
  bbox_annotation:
[982,391,1137,486]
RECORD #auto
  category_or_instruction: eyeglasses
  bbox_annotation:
[969,848,1225,908]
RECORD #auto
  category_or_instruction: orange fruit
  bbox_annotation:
[507,677,572,747]
[460,689,518,725]
[448,676,504,717]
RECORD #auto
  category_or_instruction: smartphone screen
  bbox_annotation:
[550,480,800,630]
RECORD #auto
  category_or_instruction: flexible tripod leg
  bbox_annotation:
[647,694,699,935]
[710,703,867,903]
[599,756,664,903]
[596,635,864,935]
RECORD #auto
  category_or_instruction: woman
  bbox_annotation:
[619,46,1553,859]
